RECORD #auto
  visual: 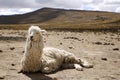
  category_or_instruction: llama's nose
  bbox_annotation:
[30,36,33,40]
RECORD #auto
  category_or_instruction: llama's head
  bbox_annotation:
[28,26,46,42]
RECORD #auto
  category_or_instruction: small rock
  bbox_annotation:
[103,43,108,45]
[60,42,62,45]
[0,50,3,52]
[113,48,119,51]
[22,51,24,53]
[10,47,15,50]
[101,58,107,61]
[69,47,73,49]
[103,43,111,45]
[57,33,59,35]
[94,42,102,45]
[111,43,115,45]
[10,68,16,70]
[11,63,15,66]
[113,61,117,63]
[0,76,5,79]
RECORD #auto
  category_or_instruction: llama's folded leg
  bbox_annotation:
[74,64,83,71]
[42,67,52,73]
[79,59,93,68]
[63,54,93,68]
[63,51,85,65]
[41,60,58,73]
[64,53,80,64]
[61,63,74,69]
[42,65,58,74]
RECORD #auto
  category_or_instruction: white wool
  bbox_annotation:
[21,26,93,73]
[21,26,44,72]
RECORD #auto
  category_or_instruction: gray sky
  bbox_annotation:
[0,0,120,15]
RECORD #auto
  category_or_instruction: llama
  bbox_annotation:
[21,26,93,73]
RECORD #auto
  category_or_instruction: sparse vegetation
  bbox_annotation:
[0,23,119,30]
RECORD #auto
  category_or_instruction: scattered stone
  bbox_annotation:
[57,33,59,36]
[22,51,24,53]
[113,48,119,51]
[0,71,6,79]
[10,68,16,71]
[10,68,16,70]
[0,76,5,79]
[113,61,117,63]
[94,42,102,45]
[60,42,62,45]
[64,37,80,41]
[101,57,107,61]
[10,47,15,50]
[0,50,3,52]
[18,70,23,73]
[111,43,115,45]
[103,43,107,45]
[103,43,110,45]
[103,42,115,45]
[69,47,73,49]
[11,63,15,66]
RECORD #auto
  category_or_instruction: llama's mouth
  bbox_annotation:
[30,39,33,41]
[30,36,34,41]
[30,39,37,42]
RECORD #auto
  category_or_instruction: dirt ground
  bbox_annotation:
[0,30,120,80]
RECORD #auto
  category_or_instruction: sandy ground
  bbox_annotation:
[0,30,120,80]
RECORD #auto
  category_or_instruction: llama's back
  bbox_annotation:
[41,47,65,71]
[42,47,77,63]
[42,47,64,63]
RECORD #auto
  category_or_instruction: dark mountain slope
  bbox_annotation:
[0,7,120,30]
[0,7,120,24]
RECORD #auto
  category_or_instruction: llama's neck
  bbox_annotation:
[25,38,44,59]
[22,38,44,72]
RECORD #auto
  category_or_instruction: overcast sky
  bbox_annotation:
[0,0,120,15]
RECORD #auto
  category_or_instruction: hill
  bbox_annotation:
[0,7,120,30]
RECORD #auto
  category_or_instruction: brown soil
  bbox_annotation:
[0,30,120,80]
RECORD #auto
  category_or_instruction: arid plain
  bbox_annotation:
[0,29,120,80]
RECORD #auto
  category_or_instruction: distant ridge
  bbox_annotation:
[0,7,119,24]
[0,7,120,30]
[0,7,65,24]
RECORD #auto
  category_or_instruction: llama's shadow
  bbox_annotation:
[20,64,75,80]
[24,72,53,80]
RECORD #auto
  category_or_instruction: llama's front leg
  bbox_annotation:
[74,64,83,71]
[64,54,81,64]
[42,67,53,73]
[63,54,84,71]
[41,60,57,73]
[79,59,93,68]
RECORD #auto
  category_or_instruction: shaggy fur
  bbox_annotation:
[21,26,93,73]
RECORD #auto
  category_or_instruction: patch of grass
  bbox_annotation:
[0,22,119,30]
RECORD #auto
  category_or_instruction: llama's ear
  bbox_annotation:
[40,29,47,34]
